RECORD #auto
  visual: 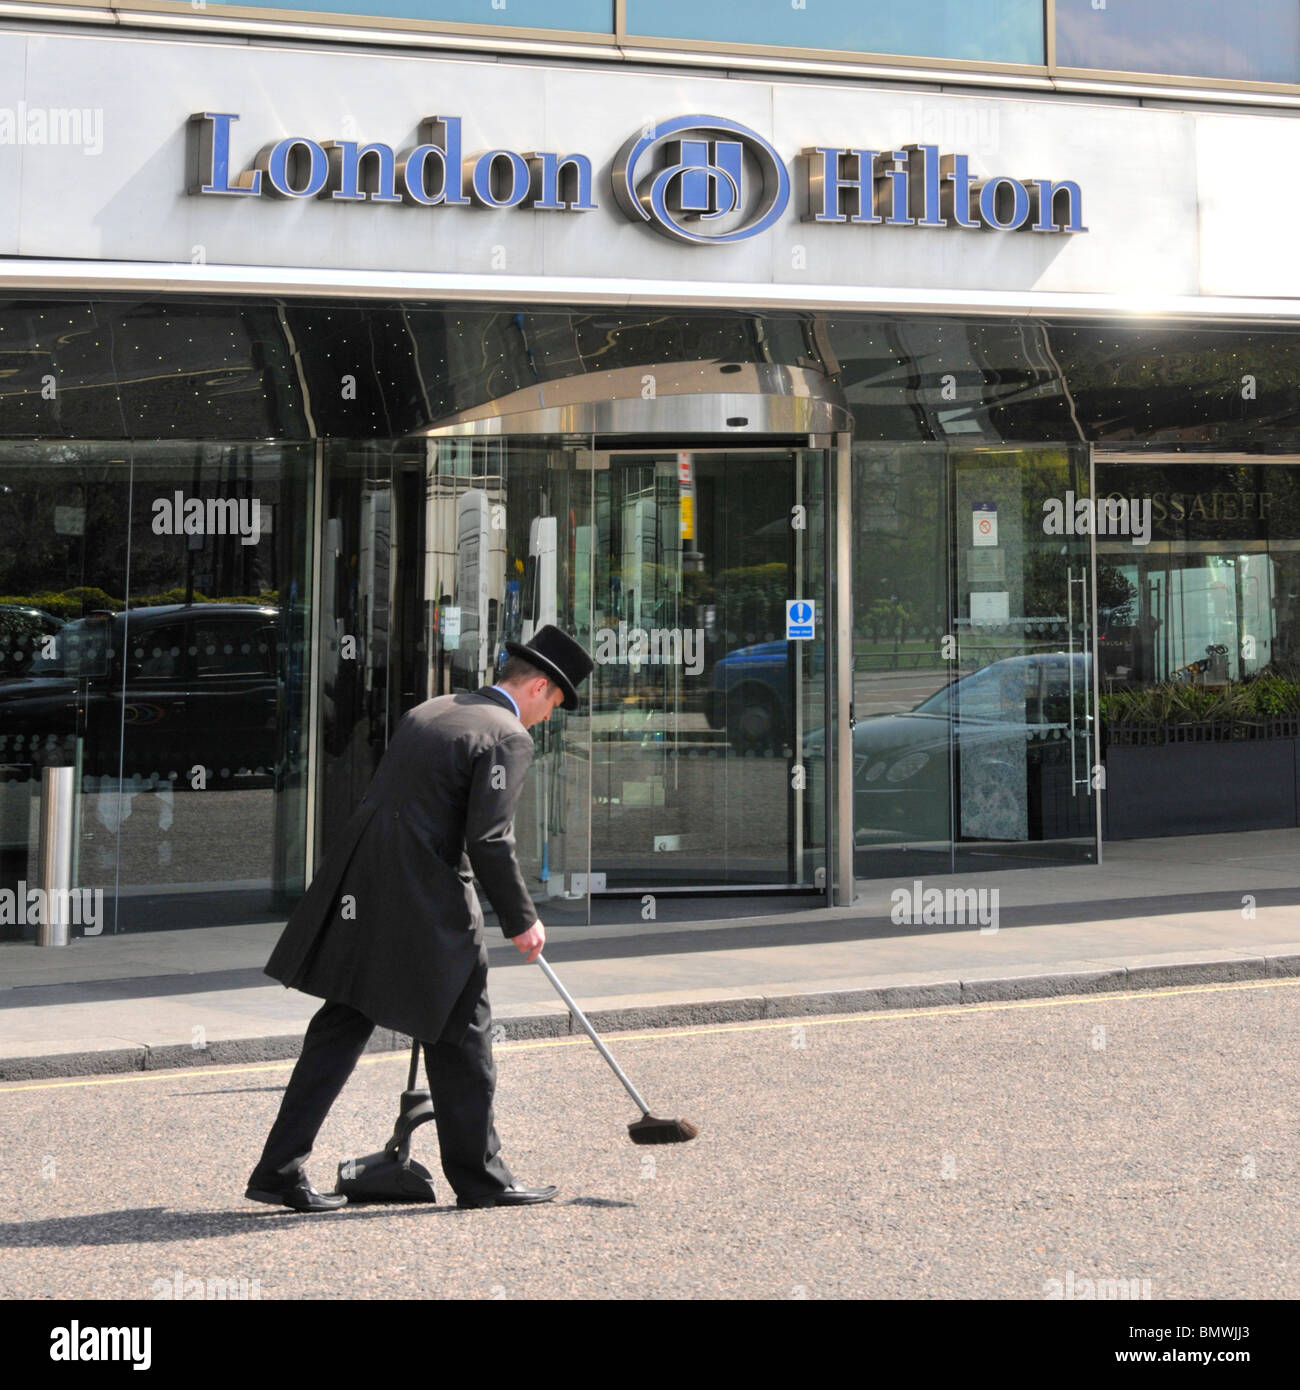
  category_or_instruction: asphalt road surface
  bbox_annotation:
[1,979,1297,1300]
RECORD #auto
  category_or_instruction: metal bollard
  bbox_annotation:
[38,766,77,947]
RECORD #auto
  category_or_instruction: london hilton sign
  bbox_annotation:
[188,111,1087,245]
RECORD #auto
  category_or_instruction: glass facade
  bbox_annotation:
[626,0,1044,64]
[0,438,313,934]
[219,0,614,28]
[5,298,1300,940]
[21,0,1300,92]
[1056,0,1300,84]
[850,442,1094,878]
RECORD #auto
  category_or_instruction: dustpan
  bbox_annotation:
[335,1042,439,1203]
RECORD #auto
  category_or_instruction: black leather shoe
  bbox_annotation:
[456,1182,558,1209]
[245,1174,348,1212]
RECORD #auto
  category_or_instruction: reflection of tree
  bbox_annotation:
[1097,566,1137,625]
[1021,548,1069,619]
[1048,328,1300,446]
[1024,553,1137,625]
[853,453,945,647]
[683,561,786,633]
[866,598,911,651]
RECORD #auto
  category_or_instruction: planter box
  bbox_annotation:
[1104,738,1300,839]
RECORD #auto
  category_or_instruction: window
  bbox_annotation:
[626,0,1044,65]
[125,624,186,681]
[1056,0,1300,84]
[217,0,613,31]
[193,619,274,678]
[955,662,1031,722]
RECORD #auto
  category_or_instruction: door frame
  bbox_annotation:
[588,439,839,905]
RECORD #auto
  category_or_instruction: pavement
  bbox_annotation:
[1,828,1298,1082]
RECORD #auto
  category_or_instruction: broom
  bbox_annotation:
[534,954,698,1144]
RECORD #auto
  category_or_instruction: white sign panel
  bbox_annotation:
[972,501,998,547]
[0,28,1224,303]
[970,592,1010,625]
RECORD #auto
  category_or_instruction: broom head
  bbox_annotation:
[628,1114,698,1145]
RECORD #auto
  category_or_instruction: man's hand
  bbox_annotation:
[512,920,545,963]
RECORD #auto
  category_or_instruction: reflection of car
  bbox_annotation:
[0,603,281,780]
[809,653,1092,844]
[705,640,825,751]
[0,605,65,678]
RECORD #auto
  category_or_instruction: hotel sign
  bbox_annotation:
[188,112,1086,244]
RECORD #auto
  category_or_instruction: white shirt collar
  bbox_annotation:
[489,684,520,719]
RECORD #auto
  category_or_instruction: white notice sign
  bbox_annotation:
[972,502,998,547]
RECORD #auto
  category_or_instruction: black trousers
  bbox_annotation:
[248,957,514,1202]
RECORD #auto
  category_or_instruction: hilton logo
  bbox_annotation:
[187,112,1085,243]
[612,115,790,245]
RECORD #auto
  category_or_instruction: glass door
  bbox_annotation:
[951,446,1097,869]
[850,443,1098,877]
[587,446,828,891]
[351,433,595,920]
[324,435,832,926]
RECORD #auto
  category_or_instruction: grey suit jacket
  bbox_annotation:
[264,687,539,1041]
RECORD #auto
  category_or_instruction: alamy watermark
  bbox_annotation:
[1043,1269,1152,1300]
[0,882,102,934]
[592,622,704,676]
[152,1269,261,1300]
[0,103,103,155]
[1043,491,1151,546]
[49,1323,150,1369]
[151,491,263,546]
[890,879,999,932]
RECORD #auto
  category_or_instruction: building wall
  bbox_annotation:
[3,19,1300,938]
[0,23,1295,307]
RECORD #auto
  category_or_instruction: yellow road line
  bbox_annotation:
[1,975,1296,1095]
[502,974,1300,1050]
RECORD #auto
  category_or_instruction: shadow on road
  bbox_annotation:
[170,1087,287,1095]
[0,1196,634,1246]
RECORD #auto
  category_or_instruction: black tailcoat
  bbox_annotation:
[265,687,539,1041]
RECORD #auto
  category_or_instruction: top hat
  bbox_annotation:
[502,625,594,712]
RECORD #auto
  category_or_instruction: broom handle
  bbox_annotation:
[535,954,651,1117]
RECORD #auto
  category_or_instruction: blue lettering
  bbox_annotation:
[187,112,262,197]
[324,141,401,203]
[1031,177,1087,233]
[977,175,1031,230]
[399,117,471,206]
[261,137,328,199]
[470,149,531,209]
[527,151,597,211]
[800,147,882,225]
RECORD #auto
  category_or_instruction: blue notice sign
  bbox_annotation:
[786,598,815,640]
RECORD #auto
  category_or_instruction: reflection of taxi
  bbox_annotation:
[807,653,1092,843]
[705,640,825,752]
[0,604,281,780]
